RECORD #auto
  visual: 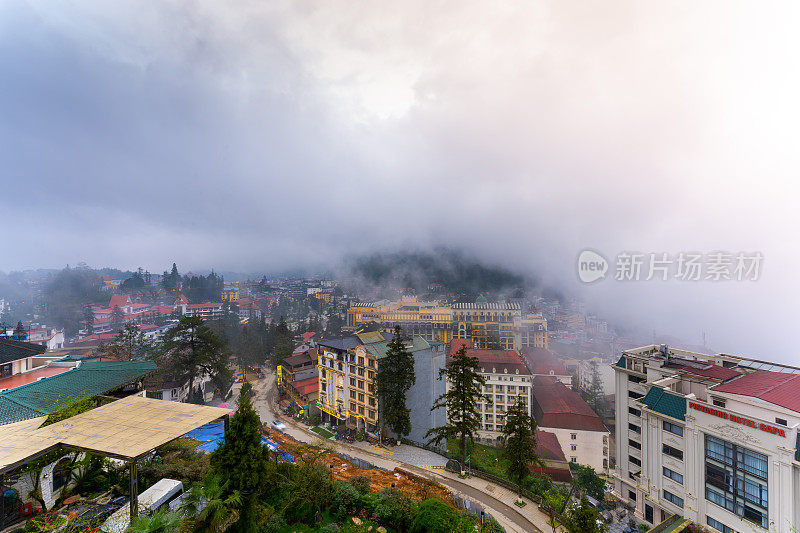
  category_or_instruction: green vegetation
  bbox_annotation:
[42,397,95,427]
[159,316,231,403]
[561,495,608,533]
[99,323,155,361]
[311,425,335,439]
[375,326,416,440]
[426,345,487,465]
[501,397,542,499]
[446,439,509,480]
[210,385,272,531]
[570,463,606,502]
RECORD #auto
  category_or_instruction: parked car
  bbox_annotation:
[271,420,286,432]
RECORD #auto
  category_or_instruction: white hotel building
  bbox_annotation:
[613,345,800,533]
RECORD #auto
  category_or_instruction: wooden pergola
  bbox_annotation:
[0,395,230,528]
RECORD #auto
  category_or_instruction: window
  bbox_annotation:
[712,397,726,408]
[629,423,641,434]
[368,371,374,379]
[358,356,364,366]
[350,378,356,386]
[629,439,641,450]
[571,445,577,451]
[628,374,646,384]
[705,435,768,528]
[321,369,326,378]
[1,363,12,378]
[663,467,684,484]
[663,490,683,508]
[628,391,644,400]
[571,457,577,463]
[628,407,642,417]
[350,365,356,373]
[358,406,364,415]
[571,433,577,440]
[706,517,734,533]
[663,421,684,436]
[358,380,364,389]
[629,455,641,467]
[350,390,356,399]
[628,490,636,502]
[358,393,364,402]
[485,424,493,431]
[775,417,787,426]
[368,409,375,419]
[663,444,683,461]
[358,368,365,376]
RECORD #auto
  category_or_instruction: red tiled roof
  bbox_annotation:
[664,360,742,381]
[520,347,568,376]
[448,340,530,375]
[186,303,222,309]
[532,376,607,432]
[535,429,566,460]
[711,370,800,413]
[109,294,131,308]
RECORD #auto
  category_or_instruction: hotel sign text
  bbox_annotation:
[689,401,786,437]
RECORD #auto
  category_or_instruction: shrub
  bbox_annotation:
[372,487,413,528]
[349,475,372,495]
[260,513,286,533]
[330,480,361,518]
[410,499,461,533]
[481,515,506,533]
[320,524,341,533]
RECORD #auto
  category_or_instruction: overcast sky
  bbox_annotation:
[2,1,799,363]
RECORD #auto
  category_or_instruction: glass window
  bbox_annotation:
[629,407,642,417]
[663,490,683,508]
[629,439,641,450]
[663,467,684,484]
[663,421,684,436]
[706,517,734,533]
[629,423,641,434]
[663,444,683,461]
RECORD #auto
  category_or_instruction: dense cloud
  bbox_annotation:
[1,1,799,362]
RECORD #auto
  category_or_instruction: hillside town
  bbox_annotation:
[0,263,797,533]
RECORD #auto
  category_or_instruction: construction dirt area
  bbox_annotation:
[263,427,455,505]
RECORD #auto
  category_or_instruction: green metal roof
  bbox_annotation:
[0,360,156,426]
[615,355,626,368]
[640,387,686,421]
[647,514,692,533]
[363,335,432,359]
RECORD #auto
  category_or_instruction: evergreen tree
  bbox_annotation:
[210,388,271,532]
[426,345,487,465]
[501,397,542,500]
[586,361,608,415]
[273,316,293,360]
[12,320,26,340]
[375,326,416,440]
[160,317,231,402]
[561,495,608,533]
[99,324,154,361]
[161,263,181,292]
[83,305,95,335]
[111,305,125,331]
[325,313,344,335]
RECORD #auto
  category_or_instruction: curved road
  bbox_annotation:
[250,371,545,533]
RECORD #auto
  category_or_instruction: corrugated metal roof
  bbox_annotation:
[451,302,521,310]
[711,370,800,414]
[0,360,156,425]
[640,387,686,421]
[0,338,46,364]
[363,335,431,359]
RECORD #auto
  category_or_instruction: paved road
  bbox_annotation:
[249,372,552,533]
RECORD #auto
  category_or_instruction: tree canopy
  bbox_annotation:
[425,345,487,464]
[375,326,416,440]
[501,397,542,498]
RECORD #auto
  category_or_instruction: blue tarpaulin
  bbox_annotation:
[182,422,294,462]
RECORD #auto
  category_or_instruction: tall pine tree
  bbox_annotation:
[210,390,271,532]
[375,326,416,442]
[426,345,487,466]
[502,397,542,502]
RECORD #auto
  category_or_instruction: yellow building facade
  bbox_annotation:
[346,296,453,343]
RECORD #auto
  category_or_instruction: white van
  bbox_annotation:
[101,478,184,533]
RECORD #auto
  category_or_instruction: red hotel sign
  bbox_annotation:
[688,402,786,437]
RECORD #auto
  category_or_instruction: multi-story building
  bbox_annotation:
[316,331,446,443]
[221,286,239,303]
[520,347,572,385]
[515,312,549,349]
[452,302,521,350]
[613,344,800,531]
[346,297,454,343]
[532,375,609,473]
[448,339,533,444]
